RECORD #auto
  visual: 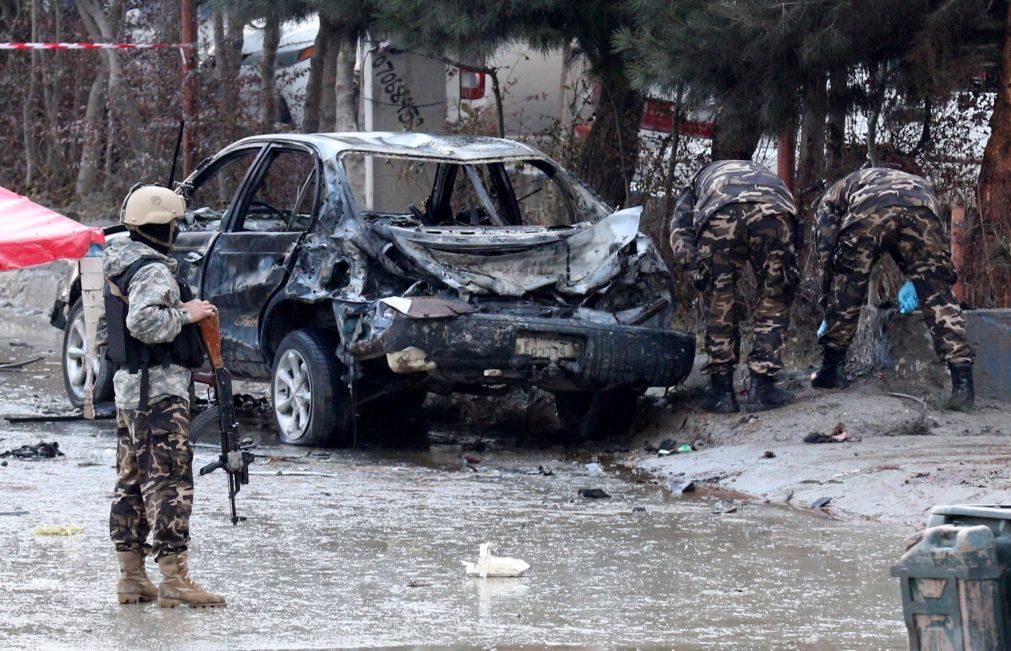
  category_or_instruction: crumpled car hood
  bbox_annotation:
[373,207,644,296]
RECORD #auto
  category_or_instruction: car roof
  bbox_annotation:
[233,132,548,163]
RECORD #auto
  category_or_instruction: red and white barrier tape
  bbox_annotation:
[0,42,194,50]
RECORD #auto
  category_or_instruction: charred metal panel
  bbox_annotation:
[201,231,301,377]
[373,208,645,297]
[376,312,694,391]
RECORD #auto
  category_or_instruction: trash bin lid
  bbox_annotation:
[928,505,1011,530]
[931,505,1011,520]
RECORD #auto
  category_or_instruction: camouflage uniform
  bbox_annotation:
[670,160,800,376]
[104,237,195,559]
[814,168,973,365]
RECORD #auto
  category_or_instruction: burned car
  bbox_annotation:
[52,132,694,445]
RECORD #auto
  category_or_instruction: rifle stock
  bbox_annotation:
[198,312,225,370]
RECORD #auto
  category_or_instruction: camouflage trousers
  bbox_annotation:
[110,396,193,559]
[820,206,974,365]
[696,204,799,376]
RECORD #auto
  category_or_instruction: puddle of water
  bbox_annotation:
[0,426,908,649]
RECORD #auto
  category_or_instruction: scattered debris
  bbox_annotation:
[1,440,64,460]
[0,510,28,516]
[642,440,658,453]
[585,462,604,476]
[33,524,84,536]
[677,444,693,453]
[407,580,432,588]
[632,506,647,513]
[657,438,678,456]
[804,423,856,444]
[463,453,482,465]
[811,497,832,510]
[578,488,611,499]
[462,543,529,578]
[0,355,44,370]
[663,479,697,495]
[712,500,738,514]
[762,450,776,459]
[537,465,554,476]
[887,392,927,408]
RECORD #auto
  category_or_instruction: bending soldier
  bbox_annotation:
[104,184,226,608]
[670,160,800,413]
[811,167,975,409]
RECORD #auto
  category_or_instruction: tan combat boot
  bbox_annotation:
[157,553,226,608]
[116,550,159,604]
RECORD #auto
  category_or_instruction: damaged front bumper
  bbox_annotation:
[370,311,695,392]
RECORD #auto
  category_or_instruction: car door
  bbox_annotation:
[171,145,266,291]
[200,144,321,375]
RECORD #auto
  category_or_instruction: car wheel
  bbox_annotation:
[271,328,352,447]
[553,388,640,440]
[62,298,114,408]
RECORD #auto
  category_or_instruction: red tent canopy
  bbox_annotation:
[0,186,105,271]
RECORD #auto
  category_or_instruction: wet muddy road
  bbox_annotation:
[0,310,908,649]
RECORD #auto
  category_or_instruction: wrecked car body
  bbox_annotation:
[52,132,694,445]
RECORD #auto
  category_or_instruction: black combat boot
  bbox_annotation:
[746,372,795,412]
[701,371,739,414]
[811,347,849,389]
[947,362,975,411]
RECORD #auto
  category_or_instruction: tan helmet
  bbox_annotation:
[120,184,186,227]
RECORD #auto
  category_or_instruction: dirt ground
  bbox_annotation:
[621,362,1011,530]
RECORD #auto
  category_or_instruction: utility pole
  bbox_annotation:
[181,0,198,177]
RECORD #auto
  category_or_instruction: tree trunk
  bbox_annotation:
[302,18,335,133]
[260,13,281,130]
[976,2,1011,307]
[712,93,761,161]
[320,35,338,130]
[334,39,357,131]
[866,63,886,167]
[75,69,108,197]
[825,68,848,179]
[576,56,643,208]
[43,0,67,186]
[22,0,38,188]
[219,13,243,144]
[798,76,827,192]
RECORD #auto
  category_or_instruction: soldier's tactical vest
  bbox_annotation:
[104,256,205,408]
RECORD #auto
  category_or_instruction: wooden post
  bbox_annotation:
[180,0,198,177]
[777,127,796,193]
[951,198,967,304]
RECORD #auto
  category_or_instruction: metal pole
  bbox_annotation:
[180,0,198,177]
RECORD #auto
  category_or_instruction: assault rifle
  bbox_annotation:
[197,313,254,525]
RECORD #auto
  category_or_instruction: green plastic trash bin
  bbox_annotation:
[891,505,1011,650]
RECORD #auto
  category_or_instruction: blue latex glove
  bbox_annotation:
[817,320,827,337]
[898,280,919,314]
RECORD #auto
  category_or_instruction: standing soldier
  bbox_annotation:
[670,160,800,413]
[104,184,226,608]
[811,167,975,408]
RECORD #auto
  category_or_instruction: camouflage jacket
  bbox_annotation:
[813,168,945,296]
[669,160,798,268]
[103,237,193,410]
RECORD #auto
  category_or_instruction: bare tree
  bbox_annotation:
[333,39,356,131]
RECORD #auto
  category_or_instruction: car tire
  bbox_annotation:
[553,388,640,441]
[62,298,114,408]
[270,328,352,447]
